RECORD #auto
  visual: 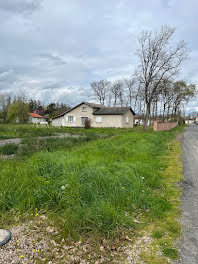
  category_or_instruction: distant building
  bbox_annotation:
[185,119,194,124]
[51,101,135,128]
[134,115,153,126]
[28,113,46,124]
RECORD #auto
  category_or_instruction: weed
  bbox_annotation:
[0,144,18,155]
[152,230,164,239]
[162,247,179,259]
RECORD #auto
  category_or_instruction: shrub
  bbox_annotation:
[0,144,18,155]
[84,118,91,129]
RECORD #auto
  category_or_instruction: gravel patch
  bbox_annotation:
[0,134,82,148]
[0,138,22,147]
[0,218,50,264]
[0,215,154,264]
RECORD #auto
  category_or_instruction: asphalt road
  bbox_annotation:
[175,124,198,263]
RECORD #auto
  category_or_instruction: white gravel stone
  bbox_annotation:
[0,229,11,246]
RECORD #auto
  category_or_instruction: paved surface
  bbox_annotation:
[175,125,198,263]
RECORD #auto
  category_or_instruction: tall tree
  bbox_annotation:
[8,101,29,123]
[7,91,30,123]
[111,80,124,106]
[0,94,11,123]
[172,81,196,115]
[136,25,188,129]
[124,76,137,108]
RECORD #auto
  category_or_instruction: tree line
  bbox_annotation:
[91,25,196,129]
[0,91,70,123]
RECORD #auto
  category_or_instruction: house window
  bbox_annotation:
[68,116,74,122]
[82,107,87,112]
[126,117,129,124]
[96,116,102,123]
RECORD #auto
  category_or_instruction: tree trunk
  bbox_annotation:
[144,103,150,130]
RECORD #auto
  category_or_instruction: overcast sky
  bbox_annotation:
[0,0,197,110]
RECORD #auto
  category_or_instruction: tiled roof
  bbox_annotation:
[83,102,106,108]
[29,113,44,118]
[93,107,135,115]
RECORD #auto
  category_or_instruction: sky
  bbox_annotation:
[0,0,197,110]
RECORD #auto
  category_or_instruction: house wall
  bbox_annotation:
[63,103,93,127]
[92,115,123,128]
[122,110,134,128]
[51,116,63,127]
[29,117,45,124]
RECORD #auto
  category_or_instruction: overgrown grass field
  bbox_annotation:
[0,123,148,139]
[0,125,184,262]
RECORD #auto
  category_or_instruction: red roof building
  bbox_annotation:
[29,113,44,118]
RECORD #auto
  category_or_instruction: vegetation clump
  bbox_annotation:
[0,144,18,155]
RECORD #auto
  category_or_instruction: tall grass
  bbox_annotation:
[0,127,182,240]
[0,123,151,139]
[0,144,18,155]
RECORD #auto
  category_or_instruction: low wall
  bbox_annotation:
[153,120,178,132]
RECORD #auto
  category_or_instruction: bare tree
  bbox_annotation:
[136,25,188,129]
[111,80,124,106]
[91,80,110,105]
[123,76,136,108]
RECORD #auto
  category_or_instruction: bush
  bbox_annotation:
[84,118,91,129]
[0,144,18,155]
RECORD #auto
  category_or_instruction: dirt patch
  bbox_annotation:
[0,215,159,264]
[0,138,22,147]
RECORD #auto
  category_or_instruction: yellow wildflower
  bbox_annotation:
[35,213,39,217]
[20,255,23,258]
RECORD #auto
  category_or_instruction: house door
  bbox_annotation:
[81,117,88,126]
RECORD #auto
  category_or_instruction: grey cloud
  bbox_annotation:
[0,0,197,110]
[0,0,42,14]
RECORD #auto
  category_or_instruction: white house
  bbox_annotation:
[28,113,46,124]
[51,102,135,128]
[185,119,195,124]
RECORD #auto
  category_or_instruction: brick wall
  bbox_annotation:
[153,120,178,132]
